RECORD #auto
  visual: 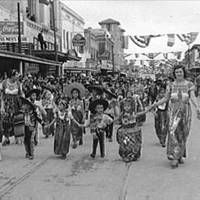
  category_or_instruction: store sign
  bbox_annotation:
[39,0,50,5]
[0,22,24,35]
[24,63,39,74]
[72,34,86,46]
[98,51,110,60]
[0,36,27,43]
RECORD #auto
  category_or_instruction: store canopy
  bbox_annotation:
[0,50,62,66]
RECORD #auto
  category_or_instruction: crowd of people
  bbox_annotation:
[0,65,200,169]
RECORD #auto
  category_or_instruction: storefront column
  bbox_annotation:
[19,61,23,75]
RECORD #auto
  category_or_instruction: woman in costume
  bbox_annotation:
[1,69,23,146]
[152,65,200,168]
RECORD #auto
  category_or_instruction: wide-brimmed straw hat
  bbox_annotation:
[89,99,109,114]
[26,89,41,98]
[63,82,86,98]
[20,96,36,111]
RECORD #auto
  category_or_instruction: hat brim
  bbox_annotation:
[63,82,86,98]
[20,97,36,110]
[26,89,41,98]
[89,99,108,114]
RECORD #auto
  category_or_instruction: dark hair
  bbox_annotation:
[7,69,18,78]
[71,88,81,99]
[172,65,187,79]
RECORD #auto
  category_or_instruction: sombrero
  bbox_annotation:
[89,99,109,114]
[63,82,86,98]
[86,85,104,95]
[26,89,41,98]
[20,96,36,111]
[104,89,117,99]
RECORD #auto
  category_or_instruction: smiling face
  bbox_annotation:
[174,67,185,81]
[95,104,104,114]
[71,89,79,99]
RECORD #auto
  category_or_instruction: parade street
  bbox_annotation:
[0,106,199,200]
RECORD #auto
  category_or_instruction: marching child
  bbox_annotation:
[48,99,71,159]
[20,97,45,160]
[77,99,119,158]
[153,86,168,147]
[116,97,149,162]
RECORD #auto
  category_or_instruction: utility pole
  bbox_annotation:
[17,2,21,53]
[51,0,58,62]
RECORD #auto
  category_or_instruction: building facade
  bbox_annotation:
[0,0,63,76]
[99,18,127,70]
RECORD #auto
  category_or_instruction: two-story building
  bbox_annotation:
[0,0,65,76]
[99,18,127,71]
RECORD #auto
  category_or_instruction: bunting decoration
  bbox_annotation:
[176,32,198,45]
[129,31,199,48]
[142,53,161,59]
[167,34,175,47]
[129,35,151,48]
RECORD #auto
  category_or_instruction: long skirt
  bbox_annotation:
[54,119,70,155]
[167,102,192,160]
[43,108,54,137]
[70,110,83,145]
[2,94,21,138]
[116,125,142,162]
[154,109,168,145]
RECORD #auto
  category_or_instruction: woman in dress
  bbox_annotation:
[1,69,23,146]
[152,65,200,168]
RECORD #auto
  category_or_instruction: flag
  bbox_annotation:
[163,53,168,59]
[142,53,160,59]
[177,32,198,45]
[129,35,151,48]
[135,53,139,58]
[167,34,175,47]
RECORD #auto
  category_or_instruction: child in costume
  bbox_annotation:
[77,99,119,158]
[116,97,148,162]
[20,97,45,160]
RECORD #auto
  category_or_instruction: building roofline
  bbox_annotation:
[60,1,85,25]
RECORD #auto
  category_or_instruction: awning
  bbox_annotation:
[66,49,81,61]
[32,50,68,62]
[0,50,61,66]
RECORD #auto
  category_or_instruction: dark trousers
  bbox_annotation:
[105,114,114,139]
[24,126,35,156]
[106,123,113,139]
[91,131,105,157]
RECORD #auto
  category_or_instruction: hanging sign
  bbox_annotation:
[72,34,86,46]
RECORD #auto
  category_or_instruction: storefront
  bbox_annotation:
[0,50,62,77]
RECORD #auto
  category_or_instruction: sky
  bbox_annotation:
[61,0,200,60]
